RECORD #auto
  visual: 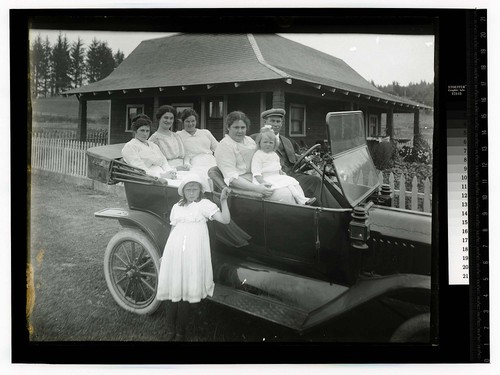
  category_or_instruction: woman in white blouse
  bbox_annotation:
[121,115,176,180]
[214,111,293,203]
[149,105,190,171]
[177,108,219,170]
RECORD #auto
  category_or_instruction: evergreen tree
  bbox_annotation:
[69,37,86,88]
[377,80,434,107]
[30,34,44,98]
[85,38,101,83]
[51,33,72,95]
[113,49,125,68]
[97,42,115,80]
[39,36,53,97]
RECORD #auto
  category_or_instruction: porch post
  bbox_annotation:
[386,108,394,140]
[272,89,285,109]
[413,109,421,136]
[200,97,206,129]
[153,94,159,119]
[77,98,87,142]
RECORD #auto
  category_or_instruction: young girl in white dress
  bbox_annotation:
[251,127,315,205]
[156,173,231,341]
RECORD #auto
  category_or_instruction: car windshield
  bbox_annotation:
[333,147,380,206]
[327,111,366,155]
[326,111,380,206]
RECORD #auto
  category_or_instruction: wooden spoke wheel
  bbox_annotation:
[104,229,162,315]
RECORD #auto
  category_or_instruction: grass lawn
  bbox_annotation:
[32,96,110,130]
[28,173,413,345]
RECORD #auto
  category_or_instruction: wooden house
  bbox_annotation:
[64,33,430,145]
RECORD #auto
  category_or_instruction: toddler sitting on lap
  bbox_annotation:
[251,127,315,205]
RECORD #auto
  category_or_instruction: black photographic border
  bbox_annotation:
[11,7,483,364]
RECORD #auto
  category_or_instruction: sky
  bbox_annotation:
[29,29,434,87]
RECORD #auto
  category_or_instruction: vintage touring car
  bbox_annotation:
[87,111,432,342]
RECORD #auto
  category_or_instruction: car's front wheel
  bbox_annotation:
[104,228,161,315]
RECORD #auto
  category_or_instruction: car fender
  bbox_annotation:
[211,257,430,333]
[302,273,431,331]
[95,208,170,253]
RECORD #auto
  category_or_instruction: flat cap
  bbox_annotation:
[261,108,286,119]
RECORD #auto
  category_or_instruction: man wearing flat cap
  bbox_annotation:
[252,108,339,208]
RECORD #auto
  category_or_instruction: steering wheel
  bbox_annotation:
[292,143,322,173]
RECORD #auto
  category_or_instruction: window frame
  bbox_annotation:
[208,98,224,119]
[125,104,145,132]
[172,102,194,117]
[288,103,307,137]
[368,114,379,137]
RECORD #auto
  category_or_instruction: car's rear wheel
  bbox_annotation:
[389,313,430,342]
[104,228,161,315]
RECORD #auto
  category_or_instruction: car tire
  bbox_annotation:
[104,228,162,315]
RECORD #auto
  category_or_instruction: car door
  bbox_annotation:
[214,194,267,255]
[263,201,318,263]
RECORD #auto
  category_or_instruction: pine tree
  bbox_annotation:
[69,37,86,88]
[39,36,52,97]
[52,33,72,95]
[377,80,434,107]
[113,49,125,68]
[30,34,44,98]
[97,42,115,80]
[86,38,101,83]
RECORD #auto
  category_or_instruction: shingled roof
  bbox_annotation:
[65,33,427,108]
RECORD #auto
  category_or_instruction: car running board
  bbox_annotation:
[208,284,309,332]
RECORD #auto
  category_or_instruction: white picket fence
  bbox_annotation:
[31,135,105,177]
[379,172,432,213]
[343,169,431,213]
[31,137,432,212]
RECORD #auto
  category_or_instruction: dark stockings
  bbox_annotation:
[164,301,178,340]
[164,300,198,341]
[176,301,192,339]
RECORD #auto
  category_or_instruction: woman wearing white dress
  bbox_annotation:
[157,174,231,341]
[177,108,219,191]
[177,108,219,170]
[121,115,176,180]
[214,111,294,203]
[149,105,190,171]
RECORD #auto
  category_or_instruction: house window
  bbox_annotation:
[172,103,194,130]
[368,114,378,137]
[172,103,194,117]
[289,104,306,136]
[208,99,224,119]
[125,104,144,132]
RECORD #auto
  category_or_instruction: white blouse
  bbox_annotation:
[214,135,256,186]
[121,138,173,178]
[148,131,186,161]
[177,129,219,160]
